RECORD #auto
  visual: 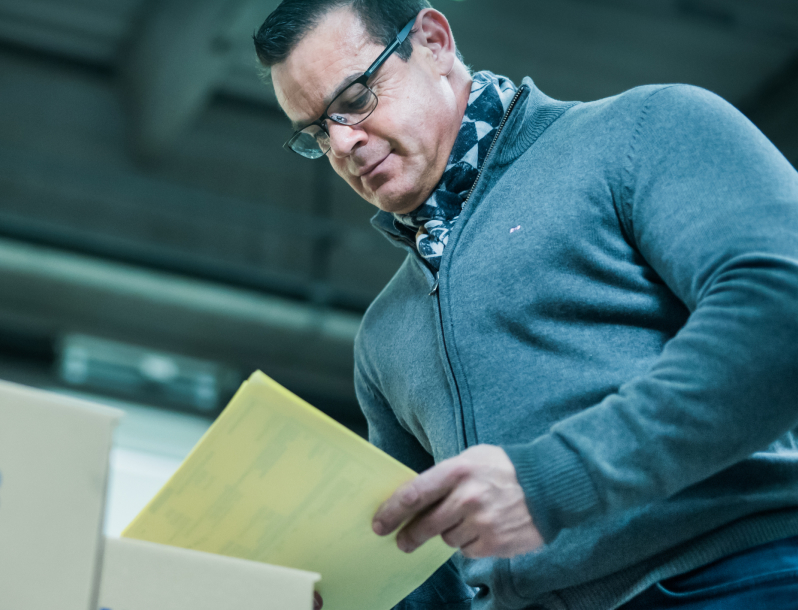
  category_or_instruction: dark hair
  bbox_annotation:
[253,0,433,67]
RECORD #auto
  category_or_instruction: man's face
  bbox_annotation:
[271,8,461,214]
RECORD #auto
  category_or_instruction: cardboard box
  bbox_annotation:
[0,380,121,610]
[98,537,320,610]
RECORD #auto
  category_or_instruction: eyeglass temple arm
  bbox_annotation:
[363,15,417,79]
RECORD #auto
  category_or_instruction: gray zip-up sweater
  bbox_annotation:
[354,78,798,610]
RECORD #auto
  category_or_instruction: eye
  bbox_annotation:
[328,83,375,123]
[339,89,371,112]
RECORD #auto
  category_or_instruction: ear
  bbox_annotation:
[411,9,457,77]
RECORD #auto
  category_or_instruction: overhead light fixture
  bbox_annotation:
[58,334,240,413]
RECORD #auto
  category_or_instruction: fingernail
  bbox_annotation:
[373,521,385,535]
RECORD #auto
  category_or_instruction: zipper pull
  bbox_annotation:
[428,276,439,296]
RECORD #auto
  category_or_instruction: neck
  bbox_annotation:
[392,63,475,217]
[448,62,473,126]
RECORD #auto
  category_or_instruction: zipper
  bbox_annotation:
[462,86,525,207]
[435,287,468,450]
[427,86,524,298]
[431,87,526,449]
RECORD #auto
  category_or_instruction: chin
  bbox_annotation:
[369,184,426,215]
[373,197,423,215]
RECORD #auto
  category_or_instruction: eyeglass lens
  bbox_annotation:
[327,82,377,125]
[292,83,377,157]
[291,125,329,159]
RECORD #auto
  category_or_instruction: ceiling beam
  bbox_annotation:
[568,0,798,45]
[0,236,361,406]
[124,0,277,159]
[0,140,390,310]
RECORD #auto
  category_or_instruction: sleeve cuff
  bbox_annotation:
[503,434,602,542]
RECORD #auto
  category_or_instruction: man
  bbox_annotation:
[254,1,798,608]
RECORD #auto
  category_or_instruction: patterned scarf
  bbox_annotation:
[393,71,518,271]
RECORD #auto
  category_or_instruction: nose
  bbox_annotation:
[327,122,367,158]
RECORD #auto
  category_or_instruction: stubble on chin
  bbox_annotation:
[342,159,432,215]
[376,190,426,215]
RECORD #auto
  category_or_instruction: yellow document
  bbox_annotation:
[123,371,455,610]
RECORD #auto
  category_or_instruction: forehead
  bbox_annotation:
[271,7,383,126]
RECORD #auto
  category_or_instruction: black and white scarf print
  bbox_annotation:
[393,71,518,271]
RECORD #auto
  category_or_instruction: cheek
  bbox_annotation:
[328,156,349,181]
[329,157,365,194]
[386,101,443,159]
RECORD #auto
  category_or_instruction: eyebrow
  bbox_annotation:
[290,72,363,131]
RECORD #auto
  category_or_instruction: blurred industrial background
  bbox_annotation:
[0,0,796,529]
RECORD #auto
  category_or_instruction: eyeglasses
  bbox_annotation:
[283,15,417,160]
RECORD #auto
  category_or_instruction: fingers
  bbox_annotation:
[396,500,463,552]
[372,458,468,536]
[313,591,323,610]
[441,522,478,550]
[373,445,546,559]
[394,478,481,552]
[459,522,544,559]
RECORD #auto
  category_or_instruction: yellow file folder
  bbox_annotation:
[123,371,455,610]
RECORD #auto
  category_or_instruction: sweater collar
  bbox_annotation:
[390,71,519,270]
[496,77,579,166]
[371,78,578,246]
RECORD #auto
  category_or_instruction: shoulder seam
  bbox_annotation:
[618,85,681,245]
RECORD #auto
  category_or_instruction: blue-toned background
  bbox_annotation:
[0,0,795,529]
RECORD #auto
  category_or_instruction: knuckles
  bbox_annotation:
[471,512,495,532]
[459,488,486,510]
[398,483,420,507]
[446,461,475,483]
[387,444,541,558]
[441,530,460,548]
[411,518,441,542]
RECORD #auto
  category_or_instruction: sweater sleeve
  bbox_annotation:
[354,353,436,475]
[504,84,798,542]
[354,343,475,609]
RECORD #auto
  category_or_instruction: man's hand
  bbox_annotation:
[372,445,544,558]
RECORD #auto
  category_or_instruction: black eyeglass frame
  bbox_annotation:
[283,14,418,159]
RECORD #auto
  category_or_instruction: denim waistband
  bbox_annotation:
[659,534,798,592]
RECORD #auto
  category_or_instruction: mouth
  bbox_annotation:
[356,153,390,178]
